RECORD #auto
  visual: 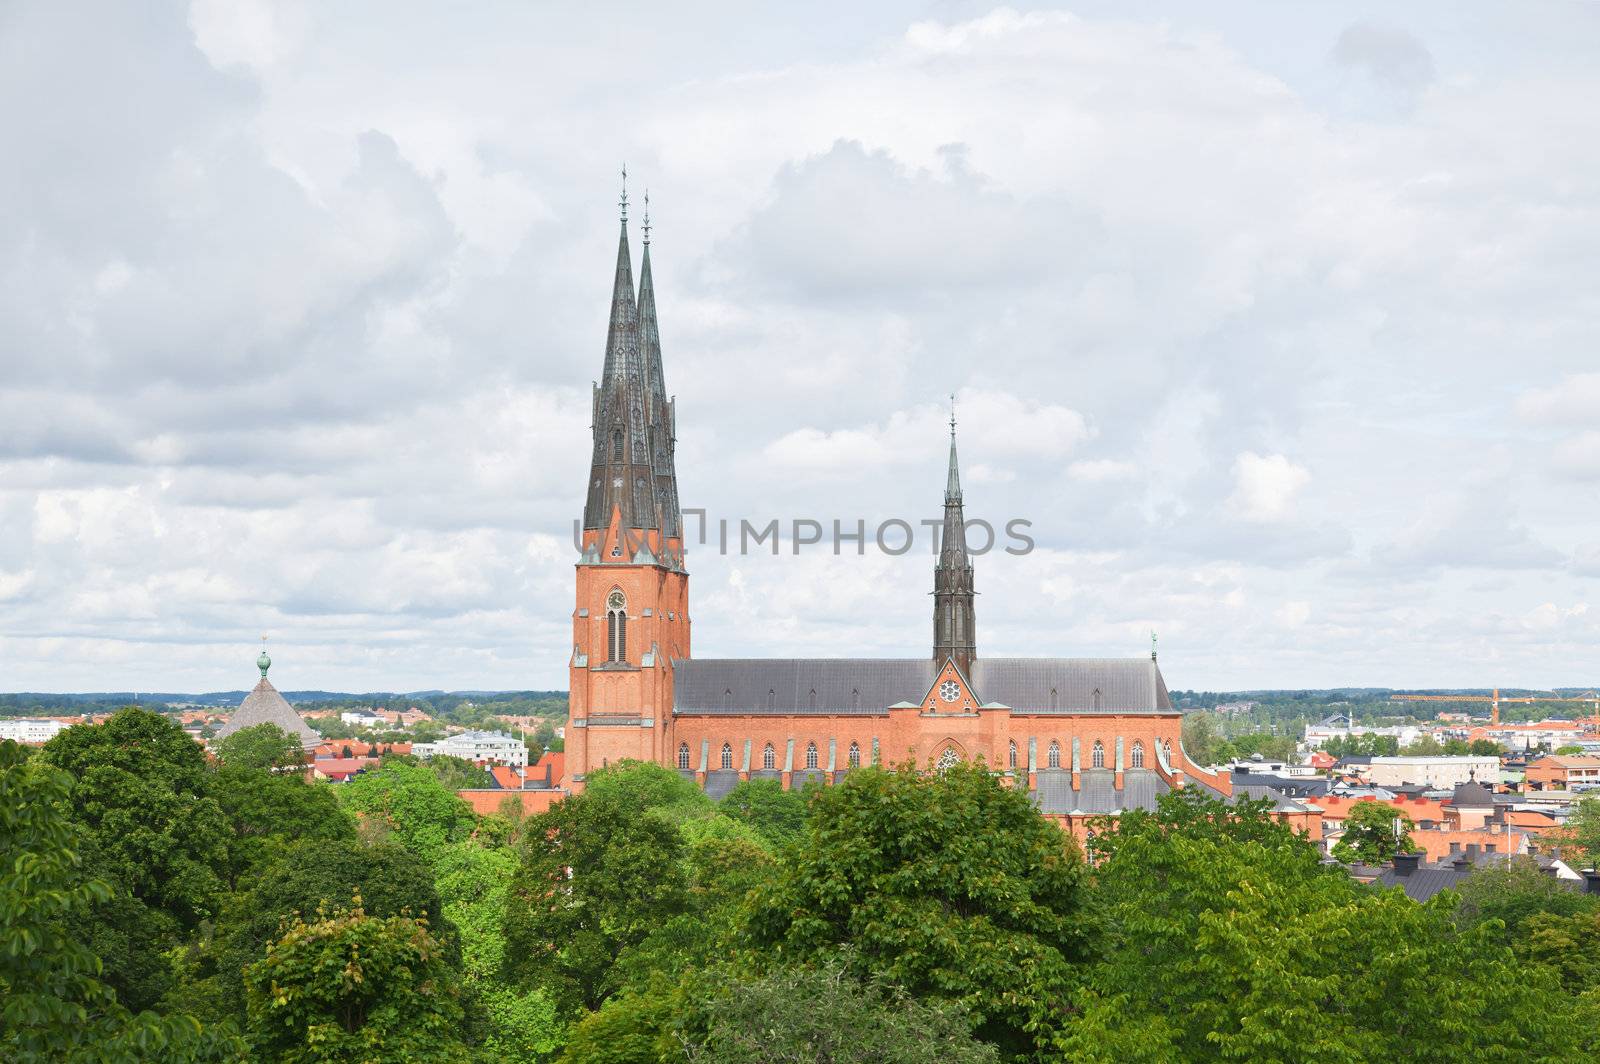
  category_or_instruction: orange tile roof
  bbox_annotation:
[531,751,565,787]
[490,765,523,790]
[457,789,565,816]
[1409,828,1527,863]
[1311,795,1447,823]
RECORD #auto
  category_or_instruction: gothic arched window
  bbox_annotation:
[677,742,690,770]
[612,430,623,462]
[1009,740,1018,769]
[805,742,819,770]
[606,589,627,663]
[1047,741,1061,769]
[763,743,776,770]
[937,748,960,772]
[847,741,861,768]
[720,743,733,770]
[1092,740,1105,768]
[1131,741,1144,768]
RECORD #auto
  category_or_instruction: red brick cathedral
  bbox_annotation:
[562,200,1314,839]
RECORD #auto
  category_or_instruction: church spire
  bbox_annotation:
[933,402,976,674]
[583,172,652,536]
[636,190,681,542]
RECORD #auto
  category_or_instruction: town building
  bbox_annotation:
[1525,753,1600,791]
[414,730,528,768]
[213,650,320,749]
[560,198,1315,842]
[340,709,387,728]
[0,717,68,744]
[1364,756,1499,790]
[1303,714,1424,750]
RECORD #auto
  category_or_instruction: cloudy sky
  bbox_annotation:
[3,1,1599,693]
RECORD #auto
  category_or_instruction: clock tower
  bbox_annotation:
[565,186,689,791]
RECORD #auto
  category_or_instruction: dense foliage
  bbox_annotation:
[6,710,1597,1062]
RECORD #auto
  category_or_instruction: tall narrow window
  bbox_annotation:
[1092,740,1105,768]
[808,689,817,711]
[606,589,626,663]
[763,743,776,770]
[1047,741,1061,769]
[1009,740,1018,769]
[677,743,690,770]
[1131,741,1144,768]
[720,743,733,770]
[612,430,623,462]
[805,742,819,770]
[848,741,861,768]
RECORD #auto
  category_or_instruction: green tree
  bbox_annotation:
[196,837,452,1025]
[679,960,1000,1064]
[1453,857,1599,941]
[40,709,231,1009]
[243,898,468,1063]
[503,776,688,1011]
[745,762,1084,1058]
[1331,800,1415,865]
[335,759,474,859]
[1403,735,1445,756]
[579,758,713,824]
[1063,788,1582,1061]
[718,777,808,849]
[416,753,492,790]
[212,723,304,771]
[1469,739,1503,756]
[0,742,243,1063]
[1552,797,1600,866]
[1180,712,1225,766]
[211,766,354,887]
[1515,908,1600,996]
[1554,744,1584,756]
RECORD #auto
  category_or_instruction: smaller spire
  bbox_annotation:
[642,189,651,246]
[945,399,962,501]
[619,163,628,221]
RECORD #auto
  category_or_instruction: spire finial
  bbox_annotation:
[949,392,957,437]
[642,189,651,246]
[257,635,272,679]
[1151,630,1158,662]
[619,163,628,221]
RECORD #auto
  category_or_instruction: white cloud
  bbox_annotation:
[1227,452,1311,523]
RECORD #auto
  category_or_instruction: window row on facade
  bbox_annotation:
[676,736,1176,773]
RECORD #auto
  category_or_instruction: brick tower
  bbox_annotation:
[565,185,688,791]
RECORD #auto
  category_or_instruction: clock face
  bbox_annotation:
[939,680,961,703]
[607,590,625,610]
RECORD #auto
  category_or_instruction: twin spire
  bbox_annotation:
[583,170,682,552]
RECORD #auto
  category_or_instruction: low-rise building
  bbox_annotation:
[340,709,387,728]
[414,730,527,767]
[1366,756,1499,790]
[1526,753,1600,790]
[1303,714,1424,750]
[0,718,68,744]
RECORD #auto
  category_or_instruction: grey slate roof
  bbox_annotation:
[703,770,741,800]
[215,678,320,749]
[1375,864,1471,902]
[1031,768,1170,815]
[672,656,1172,715]
[1449,779,1496,808]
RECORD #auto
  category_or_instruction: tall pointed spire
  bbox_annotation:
[636,189,681,543]
[933,403,976,674]
[583,171,651,535]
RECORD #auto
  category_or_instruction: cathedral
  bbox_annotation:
[563,196,1319,840]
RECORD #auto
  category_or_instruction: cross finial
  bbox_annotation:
[642,189,650,245]
[949,392,957,437]
[619,163,628,221]
[1151,630,1158,661]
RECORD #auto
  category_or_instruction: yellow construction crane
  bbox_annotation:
[1388,688,1600,728]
